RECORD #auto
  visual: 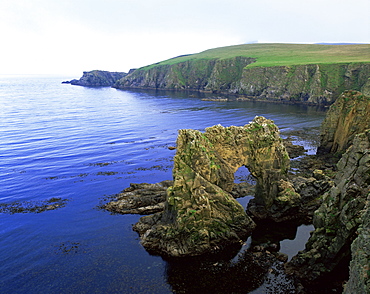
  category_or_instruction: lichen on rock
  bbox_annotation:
[133,116,292,257]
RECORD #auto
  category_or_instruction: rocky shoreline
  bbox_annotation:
[102,90,369,293]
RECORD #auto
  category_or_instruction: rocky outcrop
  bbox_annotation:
[285,130,370,289]
[63,70,127,87]
[133,116,292,257]
[115,60,370,105]
[102,181,172,215]
[317,90,370,154]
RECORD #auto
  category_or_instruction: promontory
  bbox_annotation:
[113,43,370,105]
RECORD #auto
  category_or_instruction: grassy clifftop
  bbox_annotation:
[142,43,370,69]
[116,43,370,104]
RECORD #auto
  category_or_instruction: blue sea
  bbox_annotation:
[0,75,326,293]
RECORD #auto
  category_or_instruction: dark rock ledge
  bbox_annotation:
[102,181,172,215]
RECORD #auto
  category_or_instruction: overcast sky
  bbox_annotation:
[1,0,369,75]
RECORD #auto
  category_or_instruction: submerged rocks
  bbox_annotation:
[317,90,370,155]
[0,197,69,214]
[133,116,292,257]
[63,70,127,87]
[285,130,370,289]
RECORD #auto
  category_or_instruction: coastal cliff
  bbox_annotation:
[285,130,370,291]
[63,70,127,87]
[115,61,370,104]
[114,44,370,105]
[285,90,370,292]
[317,90,370,154]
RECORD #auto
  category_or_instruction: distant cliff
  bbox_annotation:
[112,43,370,105]
[63,70,127,87]
[114,60,370,104]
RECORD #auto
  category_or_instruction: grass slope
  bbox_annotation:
[142,43,370,69]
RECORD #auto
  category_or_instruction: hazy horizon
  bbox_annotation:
[1,0,369,75]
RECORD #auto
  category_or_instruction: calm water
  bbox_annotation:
[0,75,326,293]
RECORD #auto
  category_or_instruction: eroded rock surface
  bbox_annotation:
[343,195,370,293]
[133,116,291,257]
[285,130,370,289]
[317,90,370,155]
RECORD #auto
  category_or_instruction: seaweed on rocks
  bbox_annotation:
[0,197,69,214]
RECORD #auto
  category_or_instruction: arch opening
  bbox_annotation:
[232,165,256,208]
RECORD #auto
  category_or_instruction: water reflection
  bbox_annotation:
[250,220,301,251]
[160,219,311,293]
[164,246,280,294]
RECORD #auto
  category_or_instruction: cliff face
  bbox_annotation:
[343,195,370,293]
[285,130,370,288]
[64,70,127,87]
[115,56,254,91]
[114,59,370,104]
[317,90,370,154]
[133,117,292,257]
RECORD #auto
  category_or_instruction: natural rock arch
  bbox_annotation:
[134,116,291,257]
[171,116,290,207]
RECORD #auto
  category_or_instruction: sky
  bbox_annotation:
[0,0,369,76]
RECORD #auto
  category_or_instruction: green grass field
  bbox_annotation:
[142,43,370,69]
